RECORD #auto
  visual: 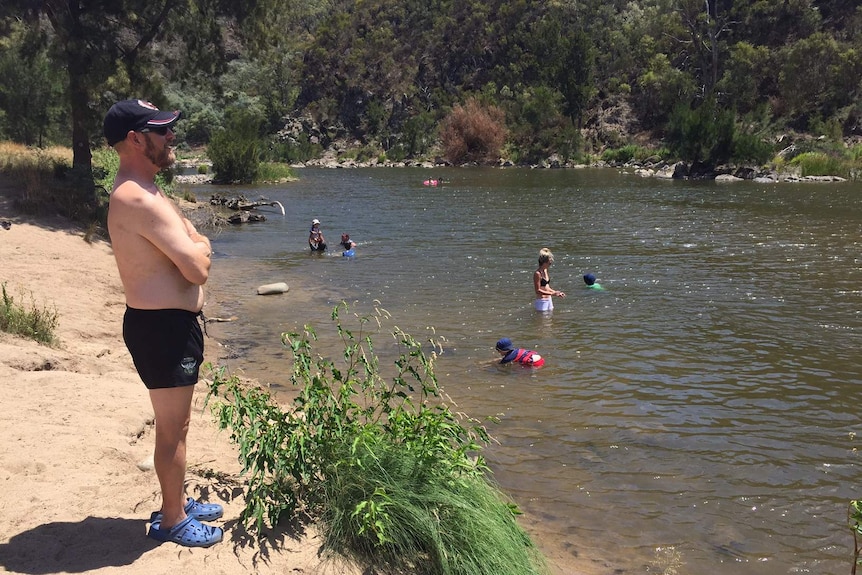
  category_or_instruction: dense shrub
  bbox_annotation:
[207,108,264,184]
[440,99,507,165]
[399,111,438,158]
[502,86,584,164]
[666,97,735,165]
[270,134,323,163]
[600,144,656,164]
[731,130,775,165]
[255,162,294,182]
[163,87,224,146]
[207,304,547,575]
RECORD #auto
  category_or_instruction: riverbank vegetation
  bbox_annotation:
[206,303,547,575]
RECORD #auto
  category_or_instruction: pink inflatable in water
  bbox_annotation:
[423,179,441,187]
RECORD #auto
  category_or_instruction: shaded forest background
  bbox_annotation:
[1,0,860,172]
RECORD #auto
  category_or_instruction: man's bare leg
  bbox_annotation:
[149,385,195,529]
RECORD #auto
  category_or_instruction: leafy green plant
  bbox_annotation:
[849,499,862,574]
[207,303,547,575]
[270,134,324,163]
[207,107,264,184]
[92,147,175,196]
[91,146,119,193]
[0,282,59,345]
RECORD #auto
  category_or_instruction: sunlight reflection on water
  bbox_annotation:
[199,168,862,575]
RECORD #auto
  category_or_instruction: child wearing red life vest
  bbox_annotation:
[495,337,545,367]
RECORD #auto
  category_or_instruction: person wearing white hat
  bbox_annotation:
[309,218,327,251]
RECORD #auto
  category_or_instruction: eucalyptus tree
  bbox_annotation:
[0,0,274,178]
[0,20,65,146]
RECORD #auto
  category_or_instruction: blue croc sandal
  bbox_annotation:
[148,515,223,547]
[150,497,224,523]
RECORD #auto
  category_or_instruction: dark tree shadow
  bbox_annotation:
[0,513,316,575]
[0,517,157,574]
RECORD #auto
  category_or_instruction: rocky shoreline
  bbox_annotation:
[174,155,848,185]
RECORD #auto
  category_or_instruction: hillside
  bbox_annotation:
[0,0,860,173]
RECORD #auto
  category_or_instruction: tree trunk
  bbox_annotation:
[45,0,93,179]
[69,68,93,173]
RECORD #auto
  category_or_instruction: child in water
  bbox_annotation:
[495,338,545,367]
[309,219,327,251]
[583,273,604,290]
[340,233,356,257]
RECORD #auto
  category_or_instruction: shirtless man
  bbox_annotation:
[104,99,223,547]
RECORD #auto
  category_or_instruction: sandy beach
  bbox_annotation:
[0,181,597,575]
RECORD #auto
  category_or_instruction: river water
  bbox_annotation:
[190,167,861,575]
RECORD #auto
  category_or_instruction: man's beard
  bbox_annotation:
[143,134,174,169]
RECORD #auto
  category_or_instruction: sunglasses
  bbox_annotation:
[138,126,171,136]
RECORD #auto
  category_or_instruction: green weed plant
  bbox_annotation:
[207,303,547,575]
[0,282,59,345]
[600,144,653,164]
[850,499,862,574]
[790,151,851,178]
[255,161,295,183]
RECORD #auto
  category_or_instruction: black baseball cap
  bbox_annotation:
[103,99,181,146]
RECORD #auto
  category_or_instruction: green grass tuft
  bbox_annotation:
[256,161,295,183]
[323,433,546,575]
[789,151,857,178]
[0,282,59,345]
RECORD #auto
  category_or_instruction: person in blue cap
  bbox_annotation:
[495,337,545,367]
[583,273,605,290]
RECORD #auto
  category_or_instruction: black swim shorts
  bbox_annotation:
[122,307,204,390]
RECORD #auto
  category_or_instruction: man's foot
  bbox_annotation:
[149,497,224,523]
[148,515,223,547]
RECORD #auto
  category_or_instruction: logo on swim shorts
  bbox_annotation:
[180,356,197,375]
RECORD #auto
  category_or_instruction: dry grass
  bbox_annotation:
[0,141,102,222]
[0,142,72,173]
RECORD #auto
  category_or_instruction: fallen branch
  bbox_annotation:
[210,194,285,215]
